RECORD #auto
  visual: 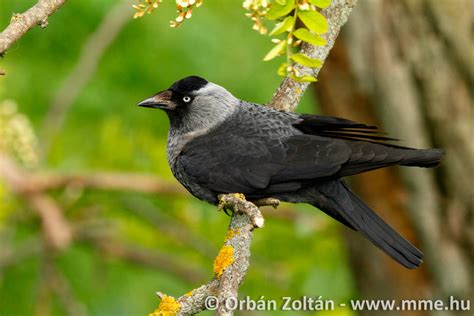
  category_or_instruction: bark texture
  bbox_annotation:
[0,0,67,55]
[315,0,473,315]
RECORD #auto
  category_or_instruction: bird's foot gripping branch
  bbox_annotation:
[218,193,270,228]
[149,193,279,316]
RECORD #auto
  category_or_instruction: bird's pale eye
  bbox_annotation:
[183,96,191,103]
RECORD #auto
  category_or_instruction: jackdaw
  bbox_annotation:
[138,76,444,269]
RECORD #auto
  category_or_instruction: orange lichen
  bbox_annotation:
[184,290,193,297]
[232,193,246,200]
[224,228,240,242]
[213,245,234,278]
[149,295,180,316]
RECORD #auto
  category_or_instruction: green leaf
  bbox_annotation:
[277,62,289,76]
[267,0,295,20]
[308,0,331,9]
[290,74,318,82]
[275,0,287,4]
[290,53,322,67]
[299,75,318,82]
[297,10,328,34]
[263,40,287,61]
[269,16,294,36]
[293,28,327,46]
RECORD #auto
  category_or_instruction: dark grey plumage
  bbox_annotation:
[138,76,444,269]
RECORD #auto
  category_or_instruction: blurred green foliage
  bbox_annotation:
[0,0,356,315]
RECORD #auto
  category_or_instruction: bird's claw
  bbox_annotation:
[217,193,265,228]
[218,193,247,217]
[223,208,233,217]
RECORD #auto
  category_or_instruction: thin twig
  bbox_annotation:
[0,0,67,55]
[44,259,88,316]
[28,194,73,250]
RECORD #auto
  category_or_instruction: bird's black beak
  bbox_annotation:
[137,90,175,110]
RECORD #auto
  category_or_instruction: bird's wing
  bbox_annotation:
[177,123,351,195]
[293,114,400,143]
[294,114,443,177]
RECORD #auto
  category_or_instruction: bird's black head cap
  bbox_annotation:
[169,76,208,94]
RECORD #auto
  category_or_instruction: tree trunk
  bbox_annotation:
[314,0,473,315]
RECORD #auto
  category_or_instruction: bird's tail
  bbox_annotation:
[337,146,445,178]
[398,148,444,168]
[312,180,423,269]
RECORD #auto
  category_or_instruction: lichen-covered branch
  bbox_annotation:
[150,194,267,316]
[215,194,264,315]
[269,0,358,112]
[0,0,67,56]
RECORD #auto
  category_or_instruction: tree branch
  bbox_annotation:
[150,194,265,316]
[26,171,186,195]
[0,0,67,56]
[40,257,88,316]
[269,0,358,112]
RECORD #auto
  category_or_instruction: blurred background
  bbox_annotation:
[0,0,472,315]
